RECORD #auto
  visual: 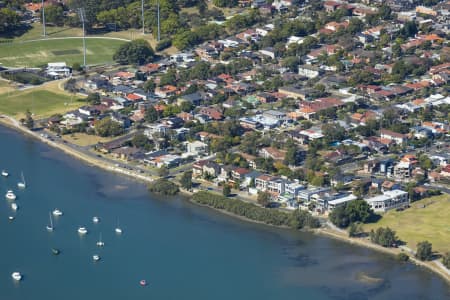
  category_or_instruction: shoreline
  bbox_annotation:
[1,116,449,284]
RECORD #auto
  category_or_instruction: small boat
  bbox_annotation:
[11,272,22,281]
[115,219,122,234]
[52,248,60,255]
[1,170,9,177]
[11,203,18,211]
[92,254,100,262]
[8,216,15,221]
[92,216,100,223]
[52,209,63,216]
[17,172,26,189]
[46,212,54,232]
[5,190,16,200]
[96,233,104,247]
[140,279,147,286]
[78,227,88,235]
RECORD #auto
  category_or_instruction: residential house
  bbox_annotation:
[155,85,178,98]
[259,147,286,161]
[193,160,209,177]
[365,190,409,213]
[185,141,208,157]
[298,65,323,79]
[198,107,223,120]
[46,62,71,78]
[380,129,407,144]
[203,161,221,178]
[231,167,251,183]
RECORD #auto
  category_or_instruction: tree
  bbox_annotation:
[45,4,65,26]
[416,241,433,261]
[143,80,156,93]
[148,179,179,195]
[180,171,193,190]
[396,253,409,262]
[131,133,150,148]
[348,222,362,237]
[113,39,155,65]
[330,200,375,228]
[86,93,101,105]
[145,105,159,123]
[329,205,350,228]
[24,109,34,129]
[158,166,169,178]
[222,185,231,197]
[0,8,21,34]
[95,117,123,137]
[443,252,450,269]
[257,191,271,207]
[213,0,238,8]
[370,227,397,247]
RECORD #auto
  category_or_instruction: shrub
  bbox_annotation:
[155,39,172,52]
[192,191,320,229]
[396,253,409,262]
[148,179,179,195]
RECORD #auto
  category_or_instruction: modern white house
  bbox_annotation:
[298,65,322,79]
[365,190,409,213]
[327,194,358,211]
[185,141,208,157]
[46,62,71,78]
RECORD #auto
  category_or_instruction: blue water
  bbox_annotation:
[0,125,449,300]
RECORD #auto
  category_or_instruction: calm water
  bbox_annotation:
[0,126,449,300]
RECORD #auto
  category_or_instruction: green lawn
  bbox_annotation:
[364,194,450,254]
[0,38,126,67]
[0,89,81,118]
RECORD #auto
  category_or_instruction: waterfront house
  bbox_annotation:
[365,190,409,213]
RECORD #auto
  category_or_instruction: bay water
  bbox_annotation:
[0,126,449,300]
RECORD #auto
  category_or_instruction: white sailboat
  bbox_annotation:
[11,203,18,211]
[46,212,54,232]
[5,190,16,200]
[115,219,122,234]
[11,272,22,281]
[52,209,63,216]
[96,233,104,247]
[1,170,9,177]
[92,254,100,262]
[17,172,26,189]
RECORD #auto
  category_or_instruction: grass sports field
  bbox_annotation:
[0,38,126,67]
[364,194,450,254]
[0,80,83,118]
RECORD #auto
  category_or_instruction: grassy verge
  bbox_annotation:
[363,194,450,254]
[61,132,114,147]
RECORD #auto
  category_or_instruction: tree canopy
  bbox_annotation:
[113,39,155,65]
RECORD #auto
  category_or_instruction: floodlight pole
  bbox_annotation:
[78,8,87,70]
[157,0,160,41]
[42,0,46,37]
[141,0,145,34]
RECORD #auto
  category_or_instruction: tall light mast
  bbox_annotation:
[141,0,145,34]
[78,8,87,70]
[157,0,160,41]
[42,0,46,37]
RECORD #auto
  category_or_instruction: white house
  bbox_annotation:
[47,62,71,78]
[365,190,409,213]
[185,141,208,157]
[298,65,322,79]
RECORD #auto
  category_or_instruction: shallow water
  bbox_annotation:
[0,126,449,300]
